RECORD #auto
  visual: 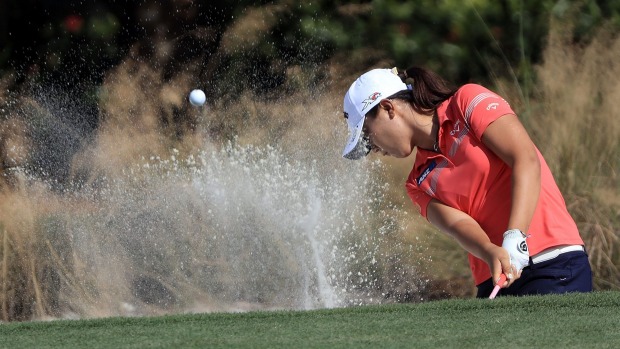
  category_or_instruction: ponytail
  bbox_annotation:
[365,66,456,118]
[394,66,456,115]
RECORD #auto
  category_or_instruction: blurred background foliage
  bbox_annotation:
[3,0,620,173]
[3,0,620,92]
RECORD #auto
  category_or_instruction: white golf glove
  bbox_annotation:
[502,229,530,273]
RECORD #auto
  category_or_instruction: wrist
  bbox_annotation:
[480,242,503,265]
[501,229,530,272]
[504,228,527,239]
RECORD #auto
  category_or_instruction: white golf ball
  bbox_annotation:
[189,89,206,106]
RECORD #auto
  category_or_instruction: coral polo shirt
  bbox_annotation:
[406,84,584,285]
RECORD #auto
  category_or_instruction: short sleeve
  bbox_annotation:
[406,181,433,218]
[456,84,515,140]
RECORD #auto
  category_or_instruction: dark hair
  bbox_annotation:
[367,66,457,117]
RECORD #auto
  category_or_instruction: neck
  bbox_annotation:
[412,111,440,152]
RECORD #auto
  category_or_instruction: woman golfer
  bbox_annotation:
[341,67,592,297]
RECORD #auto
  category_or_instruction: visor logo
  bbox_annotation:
[361,92,382,111]
[343,111,349,119]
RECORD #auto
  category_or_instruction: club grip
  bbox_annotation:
[488,274,507,300]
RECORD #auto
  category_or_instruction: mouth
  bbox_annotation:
[370,146,390,157]
[364,133,392,157]
[369,141,387,156]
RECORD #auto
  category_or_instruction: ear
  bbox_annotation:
[379,99,396,119]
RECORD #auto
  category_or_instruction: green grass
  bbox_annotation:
[1,292,619,349]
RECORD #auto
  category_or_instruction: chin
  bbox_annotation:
[394,149,413,158]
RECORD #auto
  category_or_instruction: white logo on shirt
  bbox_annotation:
[486,102,499,110]
[450,120,461,136]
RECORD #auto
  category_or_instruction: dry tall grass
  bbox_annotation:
[531,22,620,289]
[0,177,69,321]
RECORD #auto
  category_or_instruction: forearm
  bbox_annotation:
[507,155,540,232]
[447,219,496,262]
[427,200,498,264]
[427,198,514,284]
[480,113,542,234]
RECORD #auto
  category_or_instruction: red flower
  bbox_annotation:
[63,15,84,33]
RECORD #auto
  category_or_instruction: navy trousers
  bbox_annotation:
[476,251,593,298]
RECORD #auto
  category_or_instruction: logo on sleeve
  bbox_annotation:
[486,102,499,110]
[416,160,437,185]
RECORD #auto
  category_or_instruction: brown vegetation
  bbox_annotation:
[532,21,620,289]
[0,17,619,322]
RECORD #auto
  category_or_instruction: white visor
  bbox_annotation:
[341,68,408,160]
